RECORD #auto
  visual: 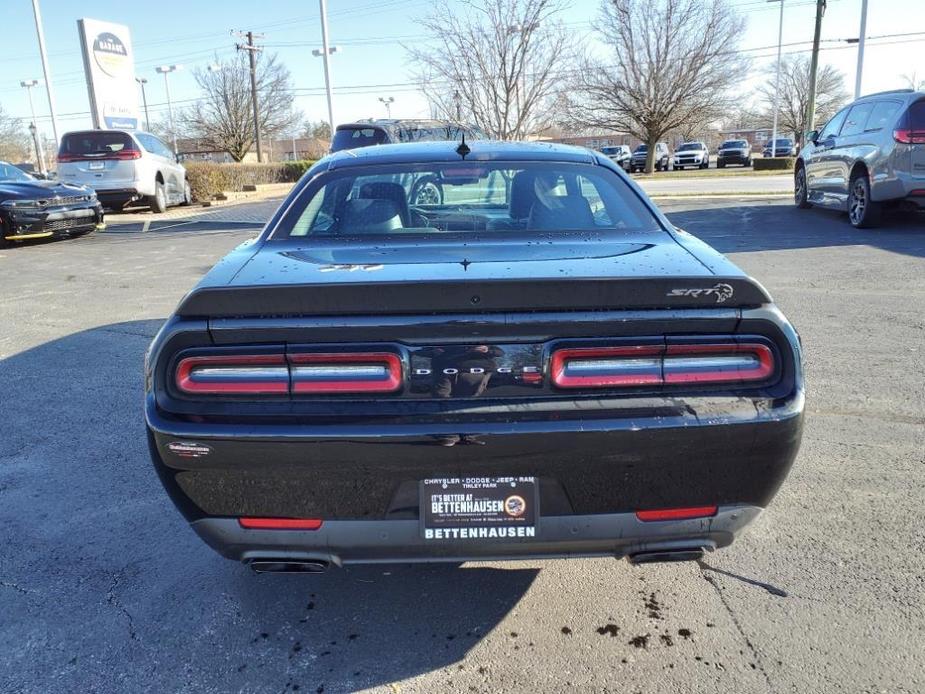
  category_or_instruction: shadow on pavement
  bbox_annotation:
[662,200,925,258]
[0,321,538,693]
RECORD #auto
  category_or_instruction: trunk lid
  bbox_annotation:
[177,232,770,317]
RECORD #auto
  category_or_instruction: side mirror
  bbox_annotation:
[806,130,819,144]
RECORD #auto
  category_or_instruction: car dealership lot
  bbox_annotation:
[1,199,924,693]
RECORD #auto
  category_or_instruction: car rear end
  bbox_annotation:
[888,94,925,209]
[145,146,803,571]
[57,130,148,208]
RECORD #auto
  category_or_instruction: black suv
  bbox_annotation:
[331,120,486,153]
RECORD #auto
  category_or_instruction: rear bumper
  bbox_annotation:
[191,505,762,566]
[95,189,143,206]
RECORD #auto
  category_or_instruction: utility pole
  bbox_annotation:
[31,0,59,147]
[318,0,335,131]
[235,30,264,163]
[805,0,827,135]
[854,0,868,99]
[768,0,785,157]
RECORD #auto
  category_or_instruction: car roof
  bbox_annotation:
[320,139,599,170]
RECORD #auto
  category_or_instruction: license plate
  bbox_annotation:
[420,476,537,540]
[88,161,104,170]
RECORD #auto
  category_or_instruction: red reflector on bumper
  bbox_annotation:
[635,506,718,522]
[238,518,324,530]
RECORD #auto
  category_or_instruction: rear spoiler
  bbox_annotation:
[176,277,771,318]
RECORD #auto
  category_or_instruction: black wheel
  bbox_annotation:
[717,162,725,169]
[180,178,192,206]
[744,158,752,167]
[410,176,443,206]
[794,165,812,209]
[848,173,881,228]
[148,181,167,213]
[700,160,708,169]
[672,165,678,171]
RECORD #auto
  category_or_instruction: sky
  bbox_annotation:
[2,0,924,146]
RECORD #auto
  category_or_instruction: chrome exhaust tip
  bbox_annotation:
[247,559,329,574]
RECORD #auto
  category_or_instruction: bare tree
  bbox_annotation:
[757,55,848,146]
[180,53,301,162]
[900,72,925,91]
[568,0,749,173]
[408,0,571,140]
[0,105,31,163]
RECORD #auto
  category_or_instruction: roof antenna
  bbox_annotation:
[455,132,470,159]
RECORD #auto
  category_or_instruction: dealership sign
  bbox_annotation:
[78,19,140,130]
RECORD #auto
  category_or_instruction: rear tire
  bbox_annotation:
[717,162,725,169]
[794,165,812,209]
[148,181,167,214]
[180,179,192,206]
[848,173,882,228]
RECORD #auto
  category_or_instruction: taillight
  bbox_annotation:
[56,149,142,163]
[550,345,663,388]
[174,351,403,395]
[550,342,774,389]
[176,354,289,394]
[893,128,925,144]
[636,506,717,522]
[289,352,402,394]
[239,518,323,530]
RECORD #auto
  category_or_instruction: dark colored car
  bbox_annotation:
[629,142,670,172]
[145,141,804,573]
[717,140,752,167]
[0,160,103,248]
[762,138,796,157]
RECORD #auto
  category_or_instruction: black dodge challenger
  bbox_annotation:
[145,141,804,573]
[0,161,103,247]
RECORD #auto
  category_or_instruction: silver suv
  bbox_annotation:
[57,130,190,213]
[795,89,925,227]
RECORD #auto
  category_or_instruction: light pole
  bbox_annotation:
[378,96,395,118]
[155,65,182,153]
[313,0,339,134]
[28,123,45,177]
[854,0,869,99]
[20,80,46,176]
[767,0,785,157]
[136,77,150,131]
[30,0,59,146]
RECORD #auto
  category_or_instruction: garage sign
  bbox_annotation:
[78,18,140,130]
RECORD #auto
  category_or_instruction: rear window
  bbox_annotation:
[904,99,925,129]
[275,161,661,239]
[59,131,135,156]
[331,127,388,152]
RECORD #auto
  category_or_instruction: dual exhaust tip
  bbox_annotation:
[245,547,708,573]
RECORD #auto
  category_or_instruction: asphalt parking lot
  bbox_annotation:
[1,198,924,693]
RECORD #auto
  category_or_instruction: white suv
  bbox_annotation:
[672,141,710,170]
[57,130,190,213]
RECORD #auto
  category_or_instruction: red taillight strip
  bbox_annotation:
[550,345,664,388]
[176,354,289,394]
[663,343,773,384]
[239,517,323,530]
[636,506,718,522]
[893,128,925,145]
[550,342,775,389]
[288,352,402,394]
